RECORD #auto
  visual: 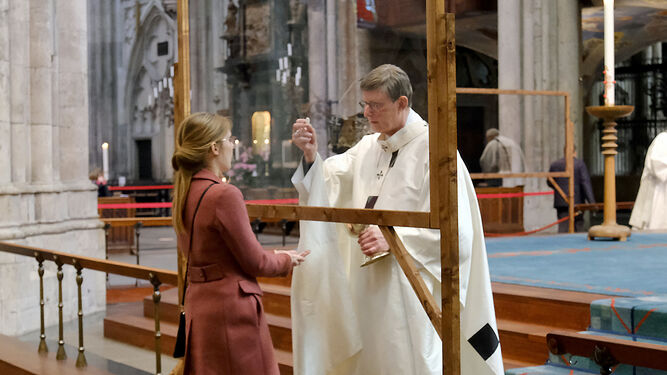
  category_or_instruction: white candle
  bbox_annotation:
[101,142,109,181]
[287,43,292,57]
[603,0,615,106]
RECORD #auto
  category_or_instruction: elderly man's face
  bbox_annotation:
[361,89,407,137]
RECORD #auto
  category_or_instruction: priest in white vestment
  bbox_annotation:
[630,131,667,230]
[290,64,503,375]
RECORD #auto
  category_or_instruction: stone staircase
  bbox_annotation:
[506,295,667,375]
[103,276,616,374]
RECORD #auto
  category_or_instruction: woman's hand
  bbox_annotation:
[358,226,390,256]
[292,118,317,163]
[276,249,311,266]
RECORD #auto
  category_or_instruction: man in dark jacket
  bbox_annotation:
[547,147,596,232]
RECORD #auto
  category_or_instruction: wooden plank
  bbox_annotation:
[0,241,177,285]
[428,0,460,372]
[441,12,460,375]
[547,176,569,204]
[379,226,442,339]
[102,217,173,227]
[547,330,667,371]
[471,171,570,179]
[246,205,432,229]
[456,87,569,97]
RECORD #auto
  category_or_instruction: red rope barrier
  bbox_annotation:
[98,198,299,209]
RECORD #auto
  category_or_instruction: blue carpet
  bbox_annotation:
[486,232,667,297]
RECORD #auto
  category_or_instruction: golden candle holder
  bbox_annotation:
[585,105,634,241]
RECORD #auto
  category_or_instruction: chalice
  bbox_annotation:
[346,223,391,267]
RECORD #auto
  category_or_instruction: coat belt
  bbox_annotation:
[189,264,224,283]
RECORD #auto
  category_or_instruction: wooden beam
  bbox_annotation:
[470,171,570,179]
[547,176,569,204]
[174,0,191,130]
[456,87,569,97]
[547,330,667,371]
[380,226,442,339]
[428,0,460,373]
[246,205,432,229]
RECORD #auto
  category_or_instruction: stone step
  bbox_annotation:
[496,319,557,365]
[0,334,116,375]
[105,303,293,372]
[104,304,177,355]
[505,364,595,375]
[492,282,610,331]
[590,295,667,340]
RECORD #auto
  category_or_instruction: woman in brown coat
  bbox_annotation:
[172,113,309,375]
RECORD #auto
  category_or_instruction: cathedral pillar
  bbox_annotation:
[498,0,582,230]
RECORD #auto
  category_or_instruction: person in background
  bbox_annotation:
[171,112,309,375]
[89,168,111,197]
[479,128,525,187]
[547,146,595,233]
[630,131,667,230]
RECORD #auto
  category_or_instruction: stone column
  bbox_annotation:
[29,0,54,184]
[307,0,329,157]
[498,0,582,231]
[0,0,11,185]
[0,0,105,337]
[9,0,30,184]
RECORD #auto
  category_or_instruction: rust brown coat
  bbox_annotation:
[179,169,292,375]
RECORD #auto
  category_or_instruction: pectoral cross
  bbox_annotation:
[376,170,384,179]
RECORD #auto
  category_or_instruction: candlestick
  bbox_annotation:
[603,0,615,106]
[101,142,109,181]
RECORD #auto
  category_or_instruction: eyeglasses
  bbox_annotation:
[220,135,238,144]
[359,100,386,112]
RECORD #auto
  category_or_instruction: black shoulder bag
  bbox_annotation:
[173,182,215,358]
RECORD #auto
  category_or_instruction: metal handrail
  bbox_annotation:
[0,240,176,374]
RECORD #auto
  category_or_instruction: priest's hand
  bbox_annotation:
[292,118,317,163]
[358,226,389,256]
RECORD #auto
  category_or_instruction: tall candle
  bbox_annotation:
[604,0,615,106]
[234,140,240,160]
[101,142,109,181]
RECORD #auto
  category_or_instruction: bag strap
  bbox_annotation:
[181,182,216,306]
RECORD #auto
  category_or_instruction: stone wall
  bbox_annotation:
[0,0,105,336]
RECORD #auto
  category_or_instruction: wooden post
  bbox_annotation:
[174,2,190,373]
[427,1,460,374]
[565,95,575,233]
[379,226,442,339]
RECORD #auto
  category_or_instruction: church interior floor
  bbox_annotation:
[487,231,667,297]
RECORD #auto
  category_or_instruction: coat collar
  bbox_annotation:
[192,168,223,184]
[377,108,428,153]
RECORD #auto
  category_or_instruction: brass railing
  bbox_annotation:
[0,241,177,375]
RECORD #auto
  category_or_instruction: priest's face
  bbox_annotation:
[361,89,409,137]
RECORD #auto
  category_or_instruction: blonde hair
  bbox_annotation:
[171,112,231,233]
[360,64,413,107]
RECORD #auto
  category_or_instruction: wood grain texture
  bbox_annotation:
[379,226,442,339]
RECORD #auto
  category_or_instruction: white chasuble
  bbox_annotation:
[630,131,667,230]
[292,109,503,375]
